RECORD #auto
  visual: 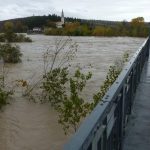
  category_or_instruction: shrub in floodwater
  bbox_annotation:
[0,43,22,63]
[93,52,129,107]
[43,68,93,134]
[1,33,32,42]
[43,67,69,107]
[0,34,5,42]
[1,21,32,42]
[57,69,92,134]
[23,36,32,42]
[13,34,32,42]
[0,88,12,109]
[41,37,129,134]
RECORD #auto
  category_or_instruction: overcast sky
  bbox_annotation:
[0,0,150,21]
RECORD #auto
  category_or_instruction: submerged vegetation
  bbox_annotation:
[0,43,22,63]
[36,37,129,134]
[57,69,93,133]
[41,49,129,134]
[93,52,129,107]
[0,21,32,42]
[0,62,14,109]
[0,88,12,109]
[0,33,32,42]
[38,38,92,133]
[15,36,130,134]
[0,43,21,109]
[43,67,93,134]
[0,34,129,134]
[0,21,24,109]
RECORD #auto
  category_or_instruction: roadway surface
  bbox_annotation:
[123,57,150,150]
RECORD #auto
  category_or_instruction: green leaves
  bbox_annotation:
[0,43,22,63]
[73,69,92,92]
[43,67,69,107]
[58,70,92,134]
[42,36,128,134]
[93,52,129,107]
[0,21,32,42]
[43,68,93,134]
[42,51,129,135]
[0,88,12,109]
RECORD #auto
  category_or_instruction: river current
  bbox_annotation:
[0,35,145,150]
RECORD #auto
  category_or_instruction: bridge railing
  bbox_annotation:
[64,37,150,150]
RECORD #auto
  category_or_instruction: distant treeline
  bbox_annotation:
[0,14,81,32]
[0,15,149,37]
[44,17,150,37]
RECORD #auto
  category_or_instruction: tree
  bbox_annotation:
[130,17,148,37]
[131,17,144,25]
[1,21,32,42]
[43,67,69,107]
[15,21,24,32]
[41,37,93,134]
[58,69,92,134]
[92,26,106,36]
[46,20,56,28]
[3,21,15,42]
[64,22,80,35]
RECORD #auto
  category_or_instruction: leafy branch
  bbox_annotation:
[93,52,129,107]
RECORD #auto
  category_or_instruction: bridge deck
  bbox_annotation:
[123,57,150,150]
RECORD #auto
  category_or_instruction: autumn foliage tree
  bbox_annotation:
[3,21,15,42]
[130,17,148,37]
[14,21,28,33]
[44,16,149,37]
[64,22,84,35]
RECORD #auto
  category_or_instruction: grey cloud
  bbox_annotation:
[0,0,150,21]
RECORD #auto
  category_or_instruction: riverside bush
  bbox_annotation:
[0,88,10,109]
[0,43,22,63]
[13,34,32,42]
[93,52,129,107]
[0,34,5,42]
[1,21,32,42]
[43,68,93,134]
[0,33,32,42]
[43,67,69,107]
[41,38,129,134]
[57,69,92,134]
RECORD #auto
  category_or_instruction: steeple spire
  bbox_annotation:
[61,9,65,24]
[61,9,64,18]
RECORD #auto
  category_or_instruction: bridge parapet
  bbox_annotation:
[64,37,150,150]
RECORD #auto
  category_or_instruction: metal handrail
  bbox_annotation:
[64,37,150,150]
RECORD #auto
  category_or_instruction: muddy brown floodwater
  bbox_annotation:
[0,35,145,150]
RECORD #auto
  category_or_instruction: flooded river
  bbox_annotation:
[0,35,145,150]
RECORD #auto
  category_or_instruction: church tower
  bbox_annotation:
[56,9,65,28]
[61,9,65,24]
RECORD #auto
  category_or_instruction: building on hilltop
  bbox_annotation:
[56,10,65,28]
[32,27,42,32]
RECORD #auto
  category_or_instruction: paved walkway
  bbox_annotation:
[123,58,150,150]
